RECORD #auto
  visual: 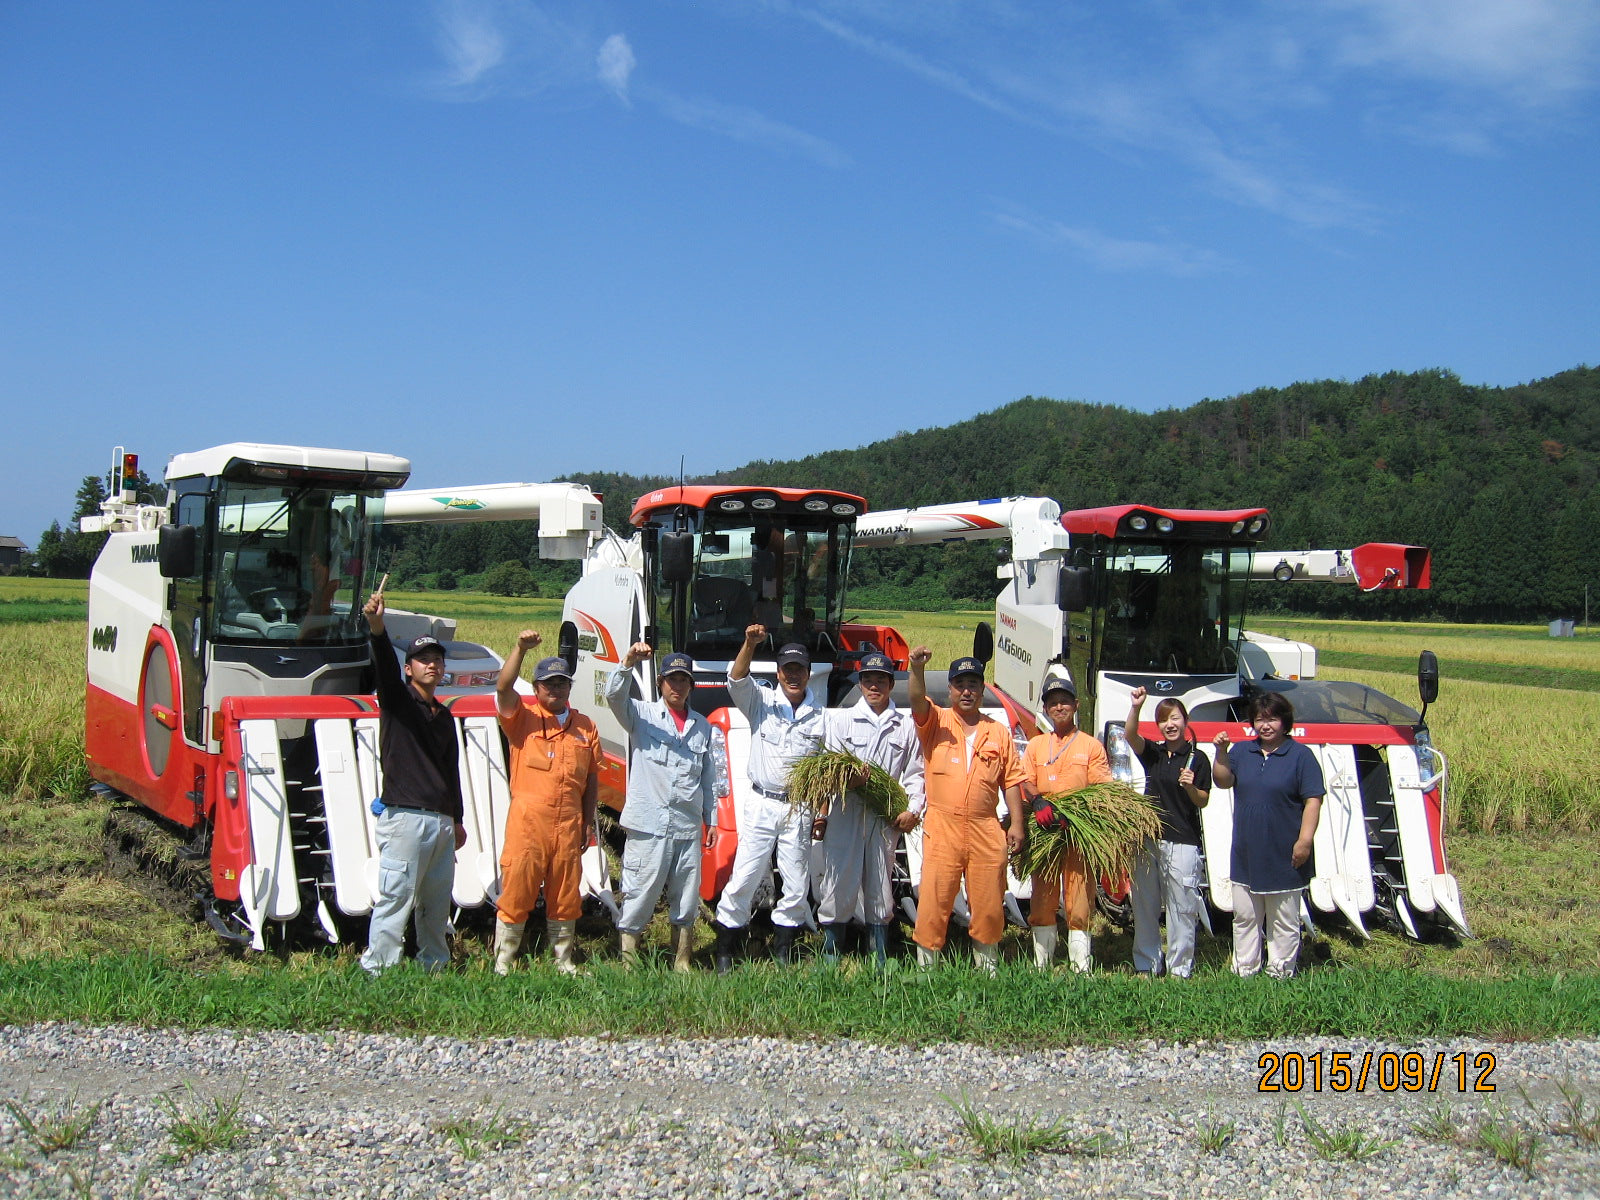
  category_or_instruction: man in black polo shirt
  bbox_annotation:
[360,592,467,974]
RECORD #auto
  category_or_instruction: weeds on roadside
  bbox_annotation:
[945,1093,1114,1164]
[1410,1102,1459,1143]
[4,1090,102,1154]
[1296,1103,1396,1161]
[1554,1079,1600,1146]
[436,1099,525,1161]
[160,1084,248,1158]
[1270,1102,1290,1148]
[769,1122,824,1164]
[1475,1109,1544,1177]
[1195,1116,1236,1154]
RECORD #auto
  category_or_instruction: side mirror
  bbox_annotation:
[972,621,994,665]
[1058,565,1091,612]
[558,620,580,674]
[659,532,695,584]
[158,524,197,578]
[1417,649,1439,706]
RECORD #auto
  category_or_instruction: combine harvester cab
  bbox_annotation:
[977,503,1464,941]
[565,484,881,904]
[84,445,607,948]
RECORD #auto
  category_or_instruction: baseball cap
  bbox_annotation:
[406,635,444,661]
[857,651,895,676]
[947,656,984,680]
[776,643,811,668]
[1042,680,1078,701]
[659,651,695,677]
[533,656,574,681]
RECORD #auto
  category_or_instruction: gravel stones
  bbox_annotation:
[0,1024,1596,1198]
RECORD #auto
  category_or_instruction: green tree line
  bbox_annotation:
[39,366,1600,620]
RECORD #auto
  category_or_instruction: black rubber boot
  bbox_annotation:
[712,921,739,975]
[771,923,798,965]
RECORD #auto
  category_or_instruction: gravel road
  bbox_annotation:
[1,1024,1596,1198]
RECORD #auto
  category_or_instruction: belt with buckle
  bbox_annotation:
[752,782,788,801]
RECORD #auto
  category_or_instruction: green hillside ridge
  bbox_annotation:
[392,365,1599,620]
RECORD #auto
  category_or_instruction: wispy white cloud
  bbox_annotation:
[431,0,508,91]
[1322,0,1600,105]
[643,85,852,169]
[753,1,1598,227]
[420,2,847,167]
[993,208,1234,276]
[597,33,636,105]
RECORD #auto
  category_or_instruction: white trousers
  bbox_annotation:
[360,808,456,972]
[812,793,896,925]
[1230,883,1302,979]
[618,832,702,933]
[714,792,813,930]
[1131,839,1203,977]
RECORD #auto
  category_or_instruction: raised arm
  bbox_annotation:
[1210,732,1235,788]
[496,629,541,721]
[907,645,932,721]
[729,623,766,683]
[1124,686,1148,756]
[604,642,653,732]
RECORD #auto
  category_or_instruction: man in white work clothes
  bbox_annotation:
[813,651,924,965]
[712,624,824,971]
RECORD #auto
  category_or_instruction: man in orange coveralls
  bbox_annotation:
[908,646,1026,974]
[1021,679,1111,972]
[492,630,600,975]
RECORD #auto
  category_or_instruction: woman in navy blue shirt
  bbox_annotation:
[1212,693,1323,979]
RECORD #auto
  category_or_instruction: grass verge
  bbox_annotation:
[0,956,1593,1043]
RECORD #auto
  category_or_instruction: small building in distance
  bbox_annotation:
[0,536,25,575]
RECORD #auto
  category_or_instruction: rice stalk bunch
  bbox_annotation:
[1012,781,1160,883]
[785,748,908,821]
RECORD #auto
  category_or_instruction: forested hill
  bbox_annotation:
[396,366,1600,621]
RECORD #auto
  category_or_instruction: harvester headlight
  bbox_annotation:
[1128,515,1149,532]
[1155,517,1175,533]
[831,502,856,516]
[1247,517,1266,535]
[751,497,777,511]
[710,726,731,798]
[803,499,830,512]
[1273,560,1296,583]
[718,499,747,512]
[1231,520,1246,534]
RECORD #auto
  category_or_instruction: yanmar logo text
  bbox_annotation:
[130,544,159,564]
[998,612,1017,630]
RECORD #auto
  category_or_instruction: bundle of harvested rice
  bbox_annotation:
[1011,781,1161,883]
[784,748,909,822]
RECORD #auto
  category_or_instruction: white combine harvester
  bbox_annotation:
[84,443,1460,950]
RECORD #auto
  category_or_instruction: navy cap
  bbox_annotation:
[658,651,695,677]
[406,635,444,661]
[533,656,574,681]
[857,652,895,676]
[947,656,985,680]
[1042,681,1078,701]
[776,643,811,668]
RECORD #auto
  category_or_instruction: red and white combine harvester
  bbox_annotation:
[84,443,1460,949]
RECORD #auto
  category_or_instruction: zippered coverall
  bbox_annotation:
[912,704,1025,950]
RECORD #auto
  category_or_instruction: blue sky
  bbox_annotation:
[4,0,1597,544]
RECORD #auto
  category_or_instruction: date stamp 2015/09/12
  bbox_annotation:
[1257,1050,1497,1093]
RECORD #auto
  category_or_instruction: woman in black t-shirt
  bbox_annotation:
[1124,688,1211,977]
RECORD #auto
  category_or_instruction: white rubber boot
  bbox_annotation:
[916,944,942,968]
[973,941,999,978]
[619,931,640,969]
[492,920,525,976]
[550,919,579,975]
[1067,929,1093,973]
[673,925,694,974]
[1032,925,1058,970]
